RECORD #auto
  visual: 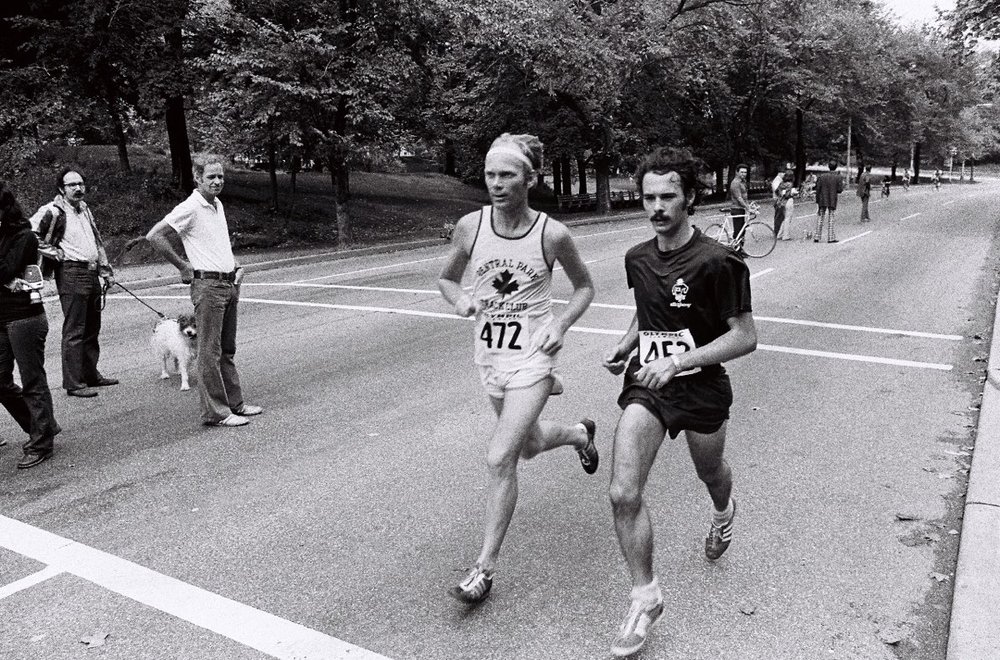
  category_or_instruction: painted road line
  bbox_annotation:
[0,516,392,660]
[757,344,952,371]
[754,316,964,340]
[293,255,445,283]
[750,268,775,280]
[0,565,64,601]
[901,213,921,221]
[113,293,965,341]
[837,230,872,245]
[243,282,438,296]
[114,296,956,372]
[942,200,956,206]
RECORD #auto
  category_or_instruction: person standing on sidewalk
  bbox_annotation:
[146,155,263,428]
[602,147,757,657]
[30,168,117,398]
[727,164,753,251]
[437,133,597,604]
[814,160,844,243]
[857,165,872,223]
[1,182,60,469]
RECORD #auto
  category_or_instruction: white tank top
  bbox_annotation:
[469,206,555,369]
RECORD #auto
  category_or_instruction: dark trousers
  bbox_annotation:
[773,204,786,234]
[191,279,244,423]
[0,313,59,454]
[56,262,104,391]
[730,211,746,248]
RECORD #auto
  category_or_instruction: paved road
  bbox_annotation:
[1,181,996,659]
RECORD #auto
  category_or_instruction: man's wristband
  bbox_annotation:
[670,354,683,371]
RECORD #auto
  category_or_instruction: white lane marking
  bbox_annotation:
[0,516,391,660]
[243,282,436,296]
[750,268,775,280]
[0,565,64,600]
[941,200,956,206]
[837,231,872,245]
[293,256,445,283]
[755,316,963,340]
[112,293,964,340]
[757,344,952,371]
[901,213,921,220]
[117,296,956,371]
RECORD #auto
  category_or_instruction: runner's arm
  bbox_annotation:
[636,312,757,389]
[603,313,639,375]
[437,213,478,317]
[145,220,193,284]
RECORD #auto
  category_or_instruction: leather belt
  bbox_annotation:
[63,260,98,271]
[193,270,237,282]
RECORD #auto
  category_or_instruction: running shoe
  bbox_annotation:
[610,597,665,657]
[705,498,737,561]
[448,565,493,603]
[577,418,598,475]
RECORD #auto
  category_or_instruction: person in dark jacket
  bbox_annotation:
[0,182,60,469]
[814,161,845,243]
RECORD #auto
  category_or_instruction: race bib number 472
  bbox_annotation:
[638,329,701,377]
[478,315,530,353]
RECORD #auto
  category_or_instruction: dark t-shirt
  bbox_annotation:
[624,228,752,377]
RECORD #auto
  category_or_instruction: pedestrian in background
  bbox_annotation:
[776,172,798,241]
[728,164,753,252]
[814,161,844,243]
[146,155,263,428]
[30,168,118,398]
[0,182,60,469]
[857,165,872,223]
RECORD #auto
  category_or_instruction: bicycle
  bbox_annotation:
[705,205,776,258]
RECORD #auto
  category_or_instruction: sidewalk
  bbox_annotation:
[947,292,1000,657]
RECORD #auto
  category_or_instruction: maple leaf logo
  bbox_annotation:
[492,270,519,298]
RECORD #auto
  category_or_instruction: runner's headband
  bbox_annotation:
[485,145,536,171]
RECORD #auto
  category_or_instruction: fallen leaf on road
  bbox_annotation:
[938,474,954,480]
[751,406,760,411]
[367,433,379,437]
[739,604,756,615]
[877,626,904,645]
[895,513,919,521]
[930,572,950,583]
[949,529,960,535]
[80,632,109,649]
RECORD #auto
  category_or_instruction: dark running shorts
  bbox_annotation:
[617,359,733,439]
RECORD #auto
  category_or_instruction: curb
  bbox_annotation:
[947,288,1000,657]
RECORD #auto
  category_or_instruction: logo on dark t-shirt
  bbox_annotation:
[670,277,692,308]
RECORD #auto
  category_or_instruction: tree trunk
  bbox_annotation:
[970,159,975,182]
[328,147,352,246]
[576,156,587,194]
[164,25,193,192]
[795,107,805,186]
[552,160,563,195]
[443,138,456,176]
[715,167,724,198]
[595,154,611,214]
[560,156,572,195]
[267,130,279,211]
[105,91,131,174]
[913,142,921,183]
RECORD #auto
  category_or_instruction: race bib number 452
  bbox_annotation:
[478,315,530,353]
[638,329,701,377]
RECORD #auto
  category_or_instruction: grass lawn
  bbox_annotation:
[10,145,491,265]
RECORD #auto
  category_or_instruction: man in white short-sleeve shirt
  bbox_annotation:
[146,156,262,427]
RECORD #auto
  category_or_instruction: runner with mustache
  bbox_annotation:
[438,132,596,604]
[602,147,758,656]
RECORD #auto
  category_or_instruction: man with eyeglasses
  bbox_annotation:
[30,168,117,398]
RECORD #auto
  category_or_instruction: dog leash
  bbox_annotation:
[109,281,167,319]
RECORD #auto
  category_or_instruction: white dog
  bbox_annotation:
[151,314,197,391]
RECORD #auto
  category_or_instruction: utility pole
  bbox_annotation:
[845,116,852,189]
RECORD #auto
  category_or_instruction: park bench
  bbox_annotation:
[555,193,598,212]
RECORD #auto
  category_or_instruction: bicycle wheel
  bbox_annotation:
[741,221,777,258]
[705,223,730,245]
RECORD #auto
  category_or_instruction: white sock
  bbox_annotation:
[712,499,734,526]
[630,576,662,604]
